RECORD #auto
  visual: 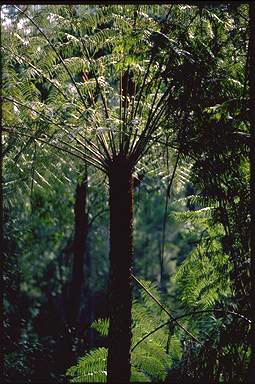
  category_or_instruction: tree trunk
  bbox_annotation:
[107,159,133,383]
[69,175,88,325]
[248,3,255,382]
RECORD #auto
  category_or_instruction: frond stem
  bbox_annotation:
[160,150,181,293]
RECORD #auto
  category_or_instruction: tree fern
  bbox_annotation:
[4,4,250,381]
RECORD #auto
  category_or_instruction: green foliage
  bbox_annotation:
[174,212,232,309]
[91,318,109,337]
[66,348,108,383]
[2,3,251,383]
[67,280,180,382]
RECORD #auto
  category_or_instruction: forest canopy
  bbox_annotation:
[2,3,255,383]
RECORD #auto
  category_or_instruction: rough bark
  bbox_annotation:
[0,7,4,378]
[248,3,255,382]
[69,176,88,325]
[107,158,133,383]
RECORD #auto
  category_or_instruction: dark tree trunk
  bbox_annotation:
[248,3,255,382]
[107,158,133,383]
[0,14,4,377]
[69,175,88,325]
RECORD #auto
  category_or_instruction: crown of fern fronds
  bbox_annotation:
[174,222,232,310]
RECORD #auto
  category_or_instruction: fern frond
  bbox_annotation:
[130,367,150,382]
[66,348,107,383]
[132,351,167,381]
[173,194,215,208]
[137,279,164,314]
[168,334,182,360]
[132,301,165,336]
[91,318,109,337]
[135,338,172,369]
[175,233,232,309]
[78,6,117,30]
[80,29,118,52]
[173,206,214,224]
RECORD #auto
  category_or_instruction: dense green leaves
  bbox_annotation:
[67,281,177,382]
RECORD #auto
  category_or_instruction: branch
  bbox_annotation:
[133,54,154,120]
[79,36,117,158]
[88,208,109,228]
[175,308,252,325]
[129,70,163,158]
[129,84,172,166]
[131,320,170,352]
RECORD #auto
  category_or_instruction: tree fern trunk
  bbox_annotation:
[107,159,133,383]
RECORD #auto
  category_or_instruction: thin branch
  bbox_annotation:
[0,7,4,355]
[83,45,109,119]
[4,127,84,159]
[131,320,170,352]
[145,82,172,133]
[131,102,169,167]
[235,8,249,22]
[129,71,163,157]
[131,307,251,353]
[175,308,252,325]
[129,82,172,166]
[96,131,112,162]
[80,41,117,157]
[133,54,154,120]
[3,97,107,163]
[88,208,109,228]
[30,141,37,212]
[131,274,202,345]
[147,75,163,123]
[11,126,87,158]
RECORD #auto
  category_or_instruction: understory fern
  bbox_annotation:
[173,206,232,310]
[66,348,108,383]
[66,281,180,382]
